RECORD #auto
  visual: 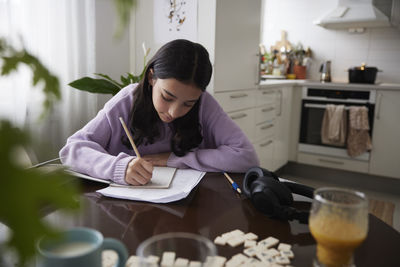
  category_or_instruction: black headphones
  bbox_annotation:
[243,167,315,223]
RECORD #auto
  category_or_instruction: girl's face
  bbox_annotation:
[150,77,202,123]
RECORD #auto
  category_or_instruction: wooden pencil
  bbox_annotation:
[223,172,242,194]
[119,117,141,158]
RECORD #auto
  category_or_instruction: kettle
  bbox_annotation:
[320,61,331,82]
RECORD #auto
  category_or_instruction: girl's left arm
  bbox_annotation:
[167,92,259,172]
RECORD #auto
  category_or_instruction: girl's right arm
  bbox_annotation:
[59,84,152,185]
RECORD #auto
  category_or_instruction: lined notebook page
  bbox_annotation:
[110,167,177,189]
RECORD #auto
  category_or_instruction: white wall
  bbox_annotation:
[94,0,131,110]
[261,0,400,83]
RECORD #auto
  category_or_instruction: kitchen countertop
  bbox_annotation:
[259,79,400,90]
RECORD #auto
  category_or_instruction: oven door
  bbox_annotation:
[298,99,374,161]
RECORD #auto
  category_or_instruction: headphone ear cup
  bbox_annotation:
[258,176,293,206]
[243,167,266,198]
[250,183,279,217]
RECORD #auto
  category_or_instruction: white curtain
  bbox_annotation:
[0,0,98,161]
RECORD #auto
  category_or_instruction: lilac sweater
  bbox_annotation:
[60,84,259,184]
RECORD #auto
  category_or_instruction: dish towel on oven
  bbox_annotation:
[321,104,347,146]
[347,106,372,157]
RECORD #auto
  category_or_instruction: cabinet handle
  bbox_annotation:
[262,90,275,95]
[261,124,274,130]
[261,107,274,112]
[277,90,283,116]
[260,140,273,147]
[318,158,344,165]
[375,92,382,120]
[230,113,247,120]
[230,93,248,99]
[256,53,261,85]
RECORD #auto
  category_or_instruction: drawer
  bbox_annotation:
[255,104,275,124]
[228,108,255,141]
[254,137,274,170]
[256,88,276,106]
[297,152,369,173]
[214,90,256,113]
[254,119,275,142]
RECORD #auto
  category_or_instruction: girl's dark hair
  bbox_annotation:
[124,39,213,156]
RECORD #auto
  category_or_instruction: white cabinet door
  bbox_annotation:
[228,108,256,142]
[213,0,261,92]
[272,87,292,171]
[214,90,256,113]
[254,137,275,170]
[369,91,400,179]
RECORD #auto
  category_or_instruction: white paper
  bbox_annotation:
[97,169,206,203]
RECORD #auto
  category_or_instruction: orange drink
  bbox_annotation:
[309,188,368,267]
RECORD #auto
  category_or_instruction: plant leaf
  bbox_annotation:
[69,77,121,96]
[94,73,124,88]
[120,74,129,85]
[0,120,81,265]
[0,38,60,119]
[126,72,140,84]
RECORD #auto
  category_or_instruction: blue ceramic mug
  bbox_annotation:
[37,227,128,267]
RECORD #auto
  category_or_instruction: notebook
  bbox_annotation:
[36,164,177,188]
[109,167,176,189]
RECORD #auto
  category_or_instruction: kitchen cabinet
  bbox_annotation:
[369,90,400,179]
[272,86,292,171]
[254,136,274,170]
[198,0,261,94]
[199,0,264,165]
[253,88,276,168]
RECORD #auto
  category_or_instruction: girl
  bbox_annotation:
[60,39,259,185]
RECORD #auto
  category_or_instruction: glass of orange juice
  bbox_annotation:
[309,187,368,267]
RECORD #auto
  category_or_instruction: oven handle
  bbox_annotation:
[375,92,382,120]
[304,103,369,111]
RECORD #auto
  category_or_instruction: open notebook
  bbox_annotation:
[37,164,177,189]
[36,164,206,203]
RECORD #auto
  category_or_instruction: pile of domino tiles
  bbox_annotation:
[213,229,295,267]
[123,253,225,267]
[112,229,295,267]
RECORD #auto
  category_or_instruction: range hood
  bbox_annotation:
[314,0,391,29]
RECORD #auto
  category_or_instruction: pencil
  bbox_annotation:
[223,172,242,194]
[119,117,141,158]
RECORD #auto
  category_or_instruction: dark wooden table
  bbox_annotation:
[51,172,400,266]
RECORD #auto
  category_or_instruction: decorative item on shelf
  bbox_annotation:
[293,65,306,80]
[260,31,312,80]
[271,30,292,54]
[290,42,311,80]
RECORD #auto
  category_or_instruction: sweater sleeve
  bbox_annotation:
[167,92,259,172]
[59,84,137,185]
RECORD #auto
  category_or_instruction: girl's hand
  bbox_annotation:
[125,158,154,185]
[142,152,171,167]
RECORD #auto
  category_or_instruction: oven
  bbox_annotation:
[299,87,376,161]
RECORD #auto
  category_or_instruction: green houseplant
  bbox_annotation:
[69,43,150,95]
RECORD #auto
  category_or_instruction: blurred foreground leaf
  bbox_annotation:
[0,38,60,119]
[0,120,81,265]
